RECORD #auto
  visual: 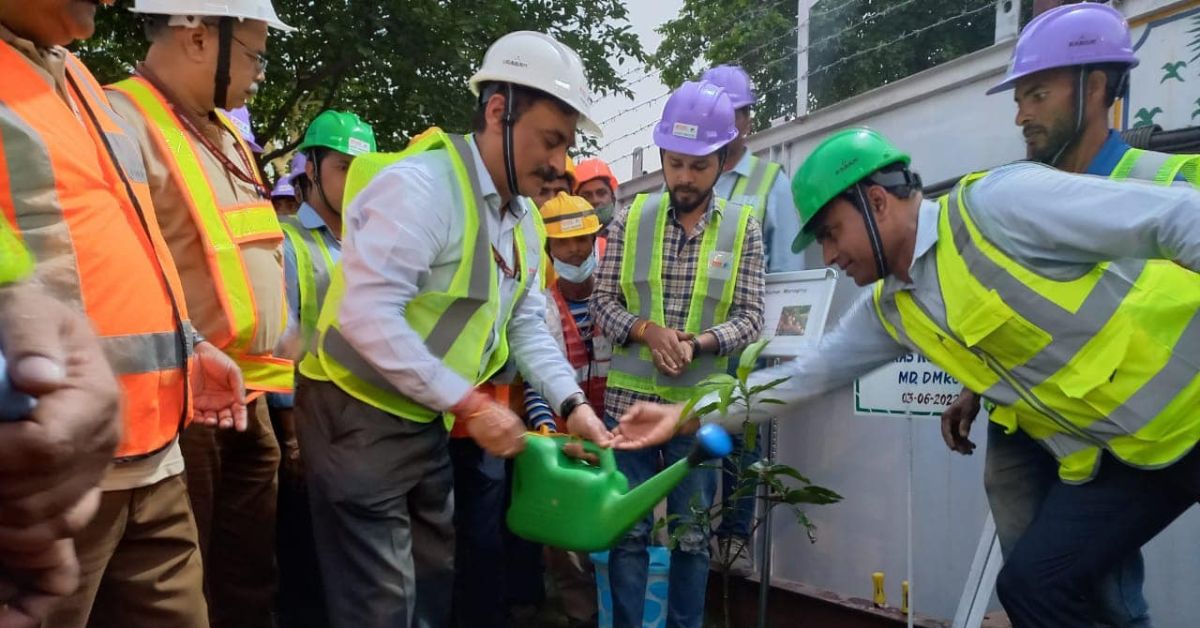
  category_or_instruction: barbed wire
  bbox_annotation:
[600,0,997,159]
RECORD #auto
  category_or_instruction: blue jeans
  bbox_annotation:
[985,422,1152,627]
[605,415,717,628]
[715,433,761,540]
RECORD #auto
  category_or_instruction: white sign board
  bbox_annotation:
[854,353,961,417]
[760,269,839,357]
[1121,6,1200,132]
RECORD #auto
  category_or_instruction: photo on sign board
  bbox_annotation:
[774,305,810,337]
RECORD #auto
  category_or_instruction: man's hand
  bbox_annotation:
[0,539,82,628]
[0,283,120,548]
[564,403,614,447]
[941,388,981,455]
[192,341,247,432]
[610,401,694,450]
[458,392,526,458]
[640,323,691,376]
[274,408,304,488]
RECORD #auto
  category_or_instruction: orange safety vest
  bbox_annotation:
[0,46,193,459]
[107,76,293,393]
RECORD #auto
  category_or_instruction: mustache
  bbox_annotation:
[534,166,559,182]
[1022,125,1046,140]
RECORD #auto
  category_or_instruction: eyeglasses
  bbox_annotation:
[232,35,269,71]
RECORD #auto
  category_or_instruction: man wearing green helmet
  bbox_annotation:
[269,109,375,628]
[613,127,1200,627]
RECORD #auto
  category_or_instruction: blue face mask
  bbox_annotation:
[553,252,597,284]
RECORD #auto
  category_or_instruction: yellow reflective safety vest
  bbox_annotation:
[0,216,32,285]
[607,193,753,403]
[873,172,1200,483]
[280,216,336,358]
[108,76,293,393]
[300,132,544,426]
[725,154,782,223]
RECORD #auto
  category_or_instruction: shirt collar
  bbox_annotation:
[297,202,331,231]
[729,150,754,178]
[1084,130,1130,177]
[911,198,941,268]
[465,133,528,220]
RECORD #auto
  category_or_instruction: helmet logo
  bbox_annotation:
[835,158,858,175]
[671,122,699,140]
[503,58,529,68]
[1068,37,1098,48]
[348,137,371,155]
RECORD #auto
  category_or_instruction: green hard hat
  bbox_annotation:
[790,127,910,253]
[296,110,377,157]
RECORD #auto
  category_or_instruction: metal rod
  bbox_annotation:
[756,416,777,628]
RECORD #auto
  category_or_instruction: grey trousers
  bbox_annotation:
[295,376,455,628]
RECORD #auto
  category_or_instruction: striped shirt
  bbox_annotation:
[524,296,596,432]
[591,196,766,420]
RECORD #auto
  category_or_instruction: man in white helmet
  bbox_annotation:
[104,2,295,627]
[293,31,612,628]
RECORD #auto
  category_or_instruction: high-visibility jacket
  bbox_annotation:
[0,47,193,458]
[874,172,1200,483]
[301,131,544,427]
[724,154,783,223]
[607,193,754,402]
[550,284,610,412]
[280,215,336,358]
[107,76,292,393]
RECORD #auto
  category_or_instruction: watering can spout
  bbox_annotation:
[615,423,734,519]
[506,424,734,552]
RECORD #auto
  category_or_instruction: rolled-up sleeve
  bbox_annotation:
[337,166,473,412]
[707,218,765,355]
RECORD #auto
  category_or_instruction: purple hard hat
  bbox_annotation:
[653,81,738,157]
[225,106,264,153]
[700,64,755,109]
[271,176,295,198]
[285,152,308,183]
[988,2,1138,95]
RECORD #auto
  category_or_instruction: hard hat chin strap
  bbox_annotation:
[501,83,521,201]
[1048,66,1088,169]
[213,17,233,110]
[851,183,888,280]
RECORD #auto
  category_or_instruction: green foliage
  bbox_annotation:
[647,0,1037,130]
[75,0,645,162]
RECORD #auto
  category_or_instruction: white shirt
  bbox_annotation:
[704,162,1200,424]
[337,136,582,413]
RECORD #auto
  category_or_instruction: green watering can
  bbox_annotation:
[506,424,733,552]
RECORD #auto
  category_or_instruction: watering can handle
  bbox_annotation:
[561,438,618,475]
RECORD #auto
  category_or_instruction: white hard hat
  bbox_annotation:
[469,31,601,137]
[129,0,295,33]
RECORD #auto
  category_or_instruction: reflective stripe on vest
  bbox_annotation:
[874,172,1200,483]
[0,217,32,285]
[608,193,752,402]
[727,155,781,222]
[1,47,193,458]
[108,76,293,393]
[1111,148,1200,186]
[303,131,542,425]
[280,217,335,356]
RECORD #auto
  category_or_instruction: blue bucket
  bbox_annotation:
[591,547,670,628]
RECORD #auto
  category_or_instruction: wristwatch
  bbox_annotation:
[690,336,703,356]
[559,392,589,419]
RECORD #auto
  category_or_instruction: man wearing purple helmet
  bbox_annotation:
[941,6,1200,625]
[591,80,765,628]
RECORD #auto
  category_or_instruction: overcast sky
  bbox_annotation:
[590,0,684,181]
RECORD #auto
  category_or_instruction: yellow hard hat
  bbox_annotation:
[408,125,444,148]
[563,156,577,187]
[540,193,600,238]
